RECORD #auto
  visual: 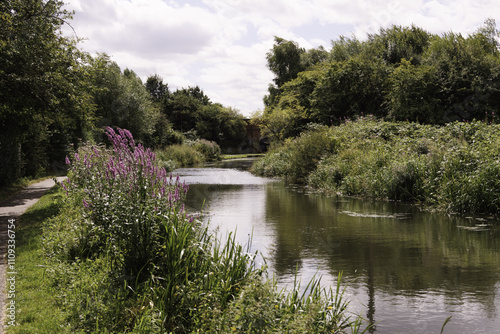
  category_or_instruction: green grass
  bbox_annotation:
[222,154,265,160]
[5,186,72,333]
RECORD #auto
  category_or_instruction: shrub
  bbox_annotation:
[158,144,205,167]
[257,118,500,214]
[192,139,222,161]
[57,128,191,279]
[252,126,339,183]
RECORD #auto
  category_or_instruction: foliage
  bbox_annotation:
[0,0,94,186]
[386,59,441,122]
[87,54,160,142]
[266,37,305,89]
[203,273,370,334]
[195,105,247,149]
[36,127,368,333]
[368,25,432,65]
[310,57,389,124]
[55,127,190,278]
[254,118,500,214]
[253,125,339,183]
[192,139,222,161]
[158,83,247,150]
[0,1,246,189]
[145,73,170,102]
[157,144,205,168]
[263,20,500,141]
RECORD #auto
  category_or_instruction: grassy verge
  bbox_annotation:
[221,153,265,160]
[5,186,71,333]
[252,118,500,214]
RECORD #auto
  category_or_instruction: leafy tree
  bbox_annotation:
[330,35,365,62]
[262,67,326,139]
[300,46,328,70]
[264,37,305,107]
[87,54,159,142]
[368,25,432,65]
[266,37,305,88]
[386,59,441,123]
[195,104,246,148]
[159,85,245,149]
[162,86,210,132]
[423,20,500,122]
[310,57,389,124]
[218,106,248,149]
[145,74,170,103]
[0,0,93,185]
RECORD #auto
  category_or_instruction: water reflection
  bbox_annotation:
[177,161,500,334]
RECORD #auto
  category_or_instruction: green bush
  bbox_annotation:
[252,126,339,183]
[157,144,205,167]
[192,139,222,161]
[256,118,500,214]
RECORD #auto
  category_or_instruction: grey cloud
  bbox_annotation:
[98,21,214,58]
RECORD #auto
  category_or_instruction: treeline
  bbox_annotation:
[0,0,246,188]
[145,75,247,149]
[259,20,500,141]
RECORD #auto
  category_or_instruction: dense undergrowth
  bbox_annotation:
[10,127,369,333]
[252,118,500,214]
[155,139,222,172]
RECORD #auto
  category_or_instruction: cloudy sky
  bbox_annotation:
[62,0,499,117]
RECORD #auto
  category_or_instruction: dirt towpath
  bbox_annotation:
[0,177,66,333]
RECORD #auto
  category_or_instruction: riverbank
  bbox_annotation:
[3,128,368,333]
[252,118,500,215]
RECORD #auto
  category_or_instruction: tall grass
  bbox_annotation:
[38,127,368,333]
[155,139,222,170]
[253,118,500,214]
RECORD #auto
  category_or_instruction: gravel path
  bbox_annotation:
[0,177,66,333]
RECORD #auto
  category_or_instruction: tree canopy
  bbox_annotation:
[262,20,500,141]
[0,0,247,187]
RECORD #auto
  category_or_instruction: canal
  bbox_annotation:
[175,158,500,333]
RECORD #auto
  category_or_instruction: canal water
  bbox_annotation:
[175,159,500,333]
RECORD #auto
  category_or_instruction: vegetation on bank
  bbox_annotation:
[222,153,266,160]
[7,127,369,333]
[155,139,223,171]
[252,118,500,215]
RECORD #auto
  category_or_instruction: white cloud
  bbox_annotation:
[63,0,500,116]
